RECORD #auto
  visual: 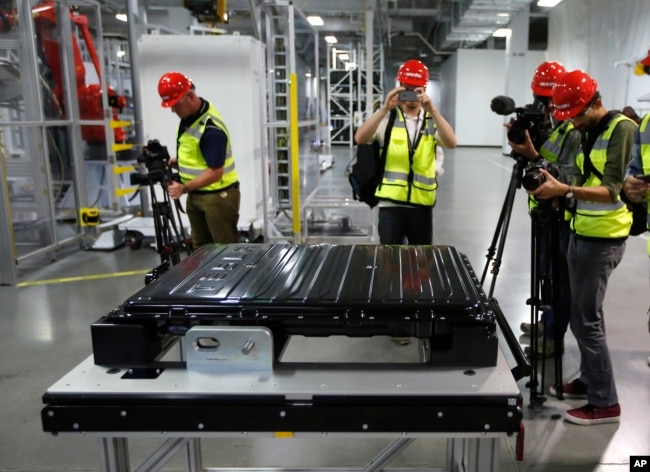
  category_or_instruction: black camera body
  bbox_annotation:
[521,159,559,192]
[490,95,552,151]
[130,139,174,185]
[508,105,551,149]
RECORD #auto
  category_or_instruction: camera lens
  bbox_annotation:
[522,170,546,191]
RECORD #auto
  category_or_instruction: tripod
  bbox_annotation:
[140,172,193,283]
[528,201,565,410]
[479,154,564,407]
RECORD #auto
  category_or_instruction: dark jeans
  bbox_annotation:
[378,206,433,244]
[567,234,625,407]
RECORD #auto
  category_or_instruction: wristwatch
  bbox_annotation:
[564,186,574,199]
[182,184,190,194]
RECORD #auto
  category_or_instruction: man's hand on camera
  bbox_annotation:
[168,157,178,169]
[508,129,538,161]
[383,87,403,111]
[167,180,184,200]
[624,175,650,202]
[529,168,565,200]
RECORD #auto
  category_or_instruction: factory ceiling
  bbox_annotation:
[99,0,551,78]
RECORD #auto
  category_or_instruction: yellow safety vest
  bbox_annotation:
[573,114,634,239]
[529,120,575,219]
[177,103,238,191]
[374,111,438,207]
[637,113,650,254]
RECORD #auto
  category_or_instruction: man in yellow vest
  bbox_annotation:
[623,49,650,369]
[508,61,581,359]
[354,59,457,245]
[158,71,240,247]
[529,70,637,425]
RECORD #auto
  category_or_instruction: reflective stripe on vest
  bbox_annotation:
[374,111,438,206]
[573,114,634,238]
[177,103,238,191]
[638,114,650,253]
[539,121,573,164]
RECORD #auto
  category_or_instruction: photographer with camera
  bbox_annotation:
[354,59,456,345]
[354,59,456,246]
[158,71,240,247]
[623,49,650,368]
[507,61,582,360]
[529,70,637,426]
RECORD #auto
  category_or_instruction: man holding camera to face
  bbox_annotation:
[354,59,457,246]
[529,70,637,425]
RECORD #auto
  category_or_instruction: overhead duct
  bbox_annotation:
[441,0,533,49]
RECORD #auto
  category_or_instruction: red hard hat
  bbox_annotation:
[552,70,598,120]
[531,61,566,97]
[158,71,192,107]
[396,59,429,87]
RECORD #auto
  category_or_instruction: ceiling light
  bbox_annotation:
[324,35,337,44]
[115,13,127,22]
[492,28,511,38]
[307,16,324,26]
[338,53,350,61]
[497,13,510,17]
[537,0,563,7]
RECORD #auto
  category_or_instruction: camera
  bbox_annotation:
[521,159,559,192]
[490,95,552,150]
[130,139,174,185]
[398,90,419,102]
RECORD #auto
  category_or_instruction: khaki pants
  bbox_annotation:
[186,186,240,247]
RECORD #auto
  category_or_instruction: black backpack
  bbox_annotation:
[348,109,397,208]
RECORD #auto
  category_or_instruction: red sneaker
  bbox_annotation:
[550,378,588,399]
[565,403,620,426]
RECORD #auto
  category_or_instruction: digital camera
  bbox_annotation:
[521,159,559,192]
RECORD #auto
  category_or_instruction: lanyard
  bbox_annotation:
[400,108,426,158]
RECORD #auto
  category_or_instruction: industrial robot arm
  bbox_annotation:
[30,0,127,143]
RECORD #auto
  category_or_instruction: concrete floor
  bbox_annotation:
[0,146,648,471]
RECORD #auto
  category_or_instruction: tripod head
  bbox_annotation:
[130,140,193,271]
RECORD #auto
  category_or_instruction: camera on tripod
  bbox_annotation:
[490,95,552,150]
[130,139,175,186]
[522,159,559,192]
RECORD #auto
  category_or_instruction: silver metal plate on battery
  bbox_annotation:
[184,326,273,373]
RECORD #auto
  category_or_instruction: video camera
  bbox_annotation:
[130,139,175,186]
[490,95,552,150]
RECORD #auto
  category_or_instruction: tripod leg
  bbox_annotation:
[550,211,565,398]
[481,160,525,298]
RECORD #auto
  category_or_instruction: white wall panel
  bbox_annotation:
[137,34,267,227]
[441,49,545,147]
[454,49,506,146]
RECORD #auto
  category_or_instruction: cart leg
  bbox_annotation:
[447,437,500,472]
[99,437,130,472]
